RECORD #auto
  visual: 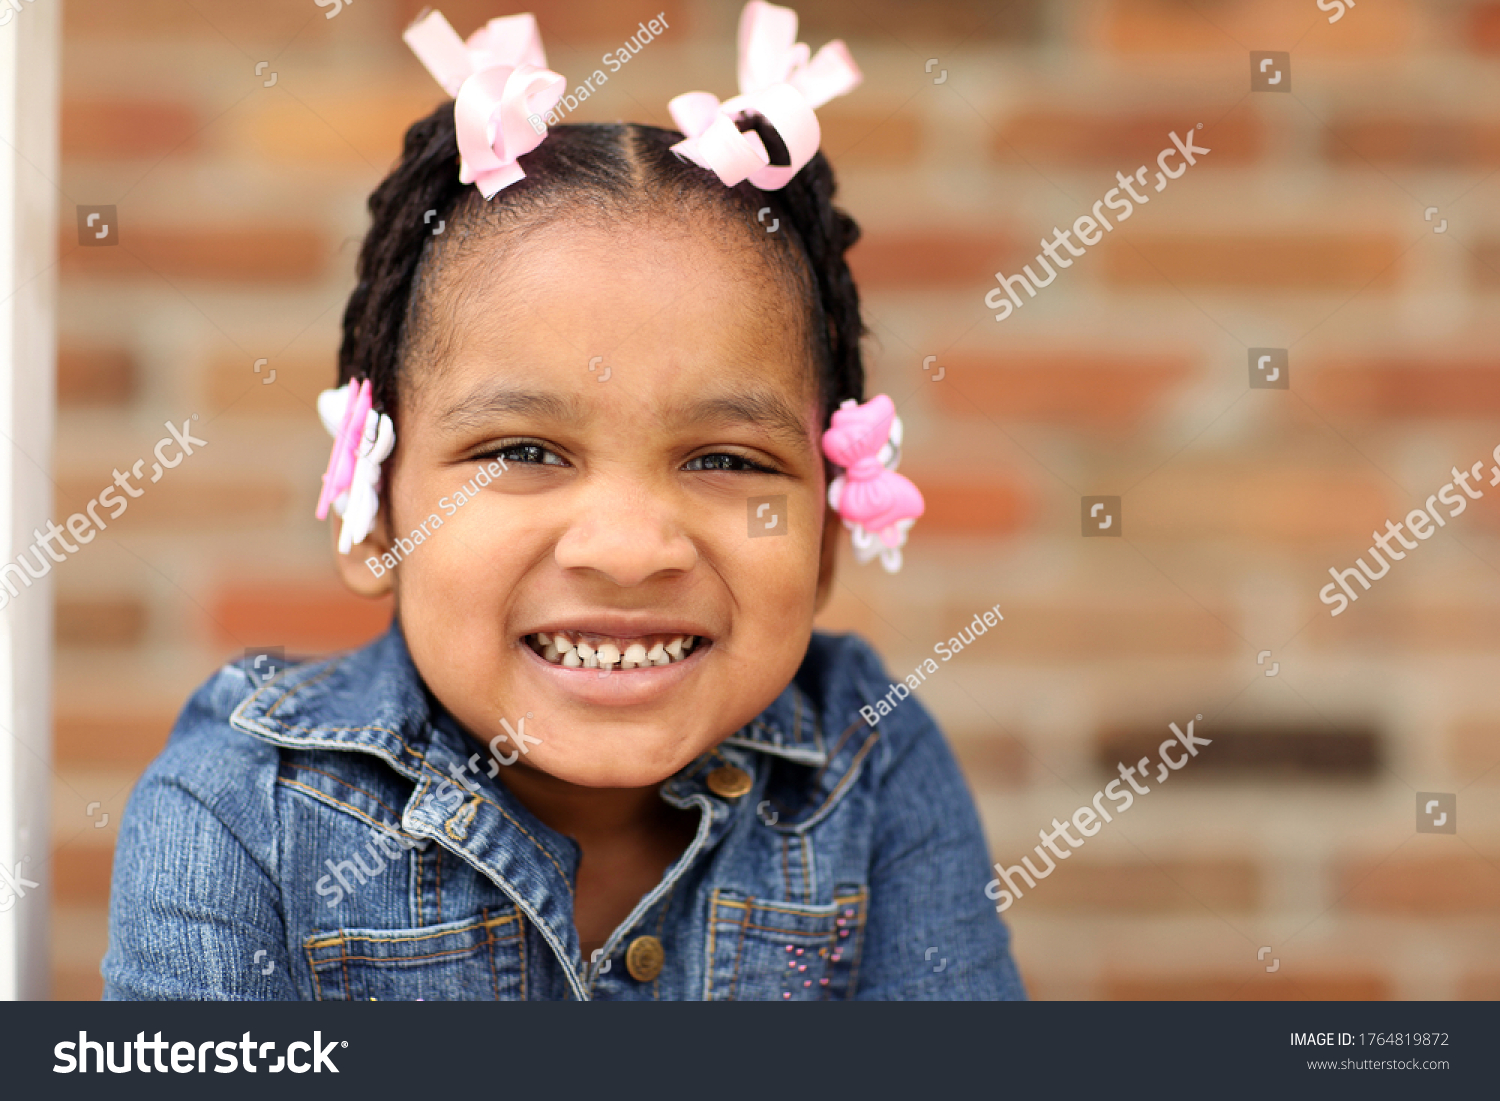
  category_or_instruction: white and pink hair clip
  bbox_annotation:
[667,0,862,190]
[403,9,567,198]
[316,380,396,555]
[822,395,925,573]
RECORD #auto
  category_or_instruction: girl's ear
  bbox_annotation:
[333,506,395,598]
[813,507,841,613]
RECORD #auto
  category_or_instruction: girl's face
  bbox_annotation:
[340,215,839,788]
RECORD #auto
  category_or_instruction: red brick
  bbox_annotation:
[1134,467,1393,542]
[797,0,1041,41]
[1326,117,1500,167]
[62,101,198,160]
[1472,242,1500,286]
[1101,234,1402,289]
[58,227,326,283]
[1448,718,1500,783]
[1474,5,1500,53]
[997,858,1258,911]
[819,109,921,167]
[208,583,394,654]
[933,354,1197,428]
[950,732,1028,788]
[995,111,1261,166]
[1103,973,1390,1001]
[55,597,148,647]
[51,968,105,1002]
[55,710,177,765]
[914,475,1031,536]
[64,0,340,41]
[393,1,692,41]
[847,232,1024,289]
[1458,973,1500,999]
[52,845,113,905]
[1096,0,1414,53]
[55,475,290,529]
[1339,854,1500,913]
[238,89,445,166]
[1311,604,1500,653]
[204,353,336,416]
[1303,360,1500,417]
[942,602,1238,658]
[57,347,136,406]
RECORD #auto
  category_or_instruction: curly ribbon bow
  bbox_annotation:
[668,0,861,190]
[822,395,924,573]
[404,10,566,198]
[316,381,397,555]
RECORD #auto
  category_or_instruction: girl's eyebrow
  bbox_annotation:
[676,391,812,451]
[437,383,587,433]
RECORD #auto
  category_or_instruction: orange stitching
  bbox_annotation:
[284,762,404,821]
[276,778,404,840]
[305,913,517,950]
[728,895,751,1000]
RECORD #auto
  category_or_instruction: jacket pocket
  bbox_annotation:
[303,908,526,1001]
[704,886,867,1001]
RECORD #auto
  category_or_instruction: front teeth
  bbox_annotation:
[527,632,702,668]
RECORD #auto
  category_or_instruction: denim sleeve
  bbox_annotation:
[844,651,1026,1000]
[102,669,298,1000]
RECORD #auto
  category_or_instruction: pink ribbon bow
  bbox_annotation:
[669,0,861,190]
[316,378,372,522]
[404,10,566,198]
[822,395,924,571]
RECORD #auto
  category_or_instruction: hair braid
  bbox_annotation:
[338,107,468,416]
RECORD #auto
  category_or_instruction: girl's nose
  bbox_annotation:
[552,482,698,586]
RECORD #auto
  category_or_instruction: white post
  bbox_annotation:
[0,0,60,1000]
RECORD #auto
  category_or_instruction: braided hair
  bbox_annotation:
[339,103,865,434]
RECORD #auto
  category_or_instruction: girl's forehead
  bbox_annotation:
[406,214,820,418]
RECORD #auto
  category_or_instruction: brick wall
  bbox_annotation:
[50,0,1500,999]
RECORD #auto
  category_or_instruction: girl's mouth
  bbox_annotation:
[523,631,708,670]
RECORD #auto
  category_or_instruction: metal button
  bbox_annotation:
[706,765,752,799]
[626,935,664,982]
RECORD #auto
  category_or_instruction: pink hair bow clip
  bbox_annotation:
[403,10,567,198]
[316,380,396,555]
[668,0,861,190]
[822,395,924,573]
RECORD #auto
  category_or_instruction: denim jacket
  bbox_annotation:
[102,625,1025,1001]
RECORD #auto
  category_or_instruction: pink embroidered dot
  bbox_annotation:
[835,918,846,926]
[839,929,849,937]
[787,960,796,968]
[804,980,812,987]
[844,909,854,918]
[785,945,794,952]
[819,978,829,986]
[795,948,804,956]
[798,964,806,971]
[782,992,791,999]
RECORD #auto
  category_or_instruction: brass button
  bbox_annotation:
[706,765,752,799]
[625,935,664,982]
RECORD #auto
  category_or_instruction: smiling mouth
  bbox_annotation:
[524,631,707,670]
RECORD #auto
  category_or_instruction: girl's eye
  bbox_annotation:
[683,452,776,473]
[484,441,567,466]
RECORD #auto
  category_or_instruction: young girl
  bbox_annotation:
[102,3,1024,1001]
